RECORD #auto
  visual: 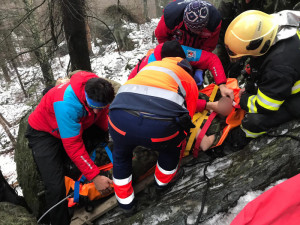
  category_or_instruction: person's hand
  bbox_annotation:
[219,84,234,100]
[239,88,246,98]
[217,97,233,116]
[93,175,113,195]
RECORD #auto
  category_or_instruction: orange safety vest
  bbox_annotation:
[124,57,199,118]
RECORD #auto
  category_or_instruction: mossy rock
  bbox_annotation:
[15,110,45,218]
[0,202,37,225]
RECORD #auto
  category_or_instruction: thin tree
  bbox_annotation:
[0,113,16,148]
[22,0,55,86]
[60,0,91,72]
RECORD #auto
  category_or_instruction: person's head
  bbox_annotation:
[85,78,115,114]
[183,0,210,34]
[224,10,278,60]
[161,40,186,59]
[55,77,70,86]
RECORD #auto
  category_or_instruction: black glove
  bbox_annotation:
[176,113,195,132]
[177,59,193,75]
[104,130,109,143]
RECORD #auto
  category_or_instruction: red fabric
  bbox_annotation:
[155,15,221,52]
[28,71,108,180]
[231,174,300,225]
[196,99,206,112]
[192,50,226,85]
[193,111,217,158]
[128,55,150,80]
[151,131,179,142]
[155,165,177,184]
[128,43,226,85]
[114,181,134,199]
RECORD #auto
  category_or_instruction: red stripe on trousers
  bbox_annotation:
[151,131,179,142]
[155,165,177,184]
[113,180,134,199]
[108,117,126,136]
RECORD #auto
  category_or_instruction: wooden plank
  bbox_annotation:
[70,174,155,225]
[70,156,193,224]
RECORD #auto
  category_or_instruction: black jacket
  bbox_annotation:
[240,32,300,117]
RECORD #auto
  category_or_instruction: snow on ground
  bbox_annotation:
[0,18,288,224]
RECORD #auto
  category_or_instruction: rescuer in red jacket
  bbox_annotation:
[155,0,222,52]
[129,40,234,112]
[25,71,115,225]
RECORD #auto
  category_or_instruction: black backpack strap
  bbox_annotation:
[136,56,146,74]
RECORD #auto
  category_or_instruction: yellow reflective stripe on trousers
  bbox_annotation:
[292,80,300,94]
[140,66,186,97]
[117,84,186,108]
[241,125,266,138]
[247,95,258,113]
[256,89,284,111]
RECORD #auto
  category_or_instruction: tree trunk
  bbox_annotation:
[11,59,28,98]
[86,20,92,55]
[0,113,16,148]
[60,0,91,72]
[23,0,55,86]
[0,113,12,128]
[0,62,11,83]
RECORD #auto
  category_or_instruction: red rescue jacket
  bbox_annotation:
[28,71,108,180]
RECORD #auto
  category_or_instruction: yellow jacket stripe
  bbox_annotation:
[256,89,284,111]
[241,125,266,138]
[247,95,258,113]
[292,80,300,94]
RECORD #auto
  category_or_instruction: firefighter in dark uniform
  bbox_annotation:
[224,10,300,148]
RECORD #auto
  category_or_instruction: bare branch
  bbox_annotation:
[0,113,16,148]
[0,0,47,46]
[9,37,53,61]
[87,15,121,55]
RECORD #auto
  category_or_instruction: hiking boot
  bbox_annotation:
[155,167,185,195]
[121,204,137,217]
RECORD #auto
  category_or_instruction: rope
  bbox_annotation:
[194,160,213,225]
[37,193,73,224]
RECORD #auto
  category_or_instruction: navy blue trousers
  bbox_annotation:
[109,109,186,209]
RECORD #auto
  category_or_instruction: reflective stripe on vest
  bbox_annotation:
[247,95,258,113]
[140,66,187,98]
[241,125,266,138]
[292,80,300,94]
[256,89,284,111]
[118,84,186,108]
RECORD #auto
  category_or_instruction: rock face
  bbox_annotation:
[0,202,37,225]
[15,109,45,219]
[95,120,300,225]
